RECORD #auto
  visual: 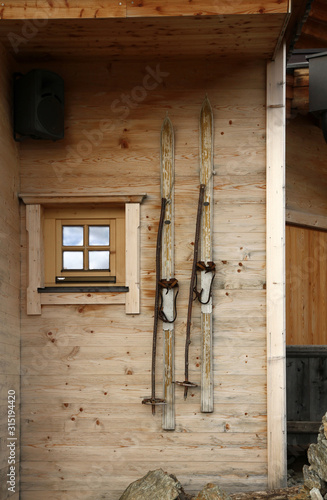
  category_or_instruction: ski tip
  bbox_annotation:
[162,114,173,127]
[161,115,172,132]
[202,94,212,110]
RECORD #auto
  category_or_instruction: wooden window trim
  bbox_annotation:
[21,193,145,315]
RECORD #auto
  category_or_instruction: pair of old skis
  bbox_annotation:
[143,96,214,430]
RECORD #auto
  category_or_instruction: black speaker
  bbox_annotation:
[14,69,64,141]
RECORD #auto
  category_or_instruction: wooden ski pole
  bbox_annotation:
[142,198,167,414]
[176,184,205,399]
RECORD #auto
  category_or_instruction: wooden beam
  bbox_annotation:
[309,0,327,24]
[287,345,327,358]
[19,193,146,206]
[272,8,291,61]
[287,421,321,433]
[26,205,44,315]
[286,68,309,118]
[0,1,127,20]
[299,17,327,47]
[266,43,287,489]
[286,209,327,231]
[127,0,290,17]
[40,291,126,306]
[125,203,140,314]
[1,0,290,20]
[292,68,309,115]
[284,0,312,56]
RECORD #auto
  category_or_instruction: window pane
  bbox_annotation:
[89,251,110,270]
[89,226,110,246]
[63,251,84,270]
[63,226,84,246]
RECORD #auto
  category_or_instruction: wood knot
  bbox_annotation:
[119,138,129,149]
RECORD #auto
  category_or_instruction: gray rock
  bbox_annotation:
[304,465,324,491]
[308,443,327,482]
[119,469,185,500]
[195,483,231,500]
[310,488,323,500]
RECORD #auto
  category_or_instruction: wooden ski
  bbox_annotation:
[160,115,177,430]
[199,96,214,413]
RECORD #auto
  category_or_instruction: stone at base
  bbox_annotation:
[195,483,231,500]
[304,465,325,491]
[310,488,323,500]
[119,469,184,500]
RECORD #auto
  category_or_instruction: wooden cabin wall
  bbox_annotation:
[286,225,327,345]
[19,57,267,498]
[286,114,327,225]
[0,43,20,500]
[286,115,327,345]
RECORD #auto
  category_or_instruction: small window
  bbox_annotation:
[43,207,125,286]
[57,220,113,281]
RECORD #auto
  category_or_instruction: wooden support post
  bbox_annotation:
[200,96,214,413]
[26,204,44,315]
[125,203,140,314]
[161,116,175,430]
[266,44,287,489]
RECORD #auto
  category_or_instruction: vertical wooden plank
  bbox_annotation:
[200,96,214,413]
[286,226,327,346]
[26,205,43,316]
[266,44,287,489]
[318,231,327,345]
[125,203,140,314]
[161,116,175,430]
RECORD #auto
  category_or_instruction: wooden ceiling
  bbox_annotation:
[0,14,290,61]
[296,0,327,48]
[0,1,294,62]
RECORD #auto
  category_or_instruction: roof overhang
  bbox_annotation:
[0,1,295,62]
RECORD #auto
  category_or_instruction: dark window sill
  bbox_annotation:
[38,286,129,293]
